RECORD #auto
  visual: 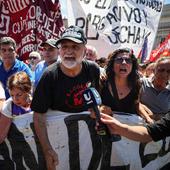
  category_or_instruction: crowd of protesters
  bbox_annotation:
[0,25,170,170]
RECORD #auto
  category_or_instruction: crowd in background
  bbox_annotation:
[0,26,170,170]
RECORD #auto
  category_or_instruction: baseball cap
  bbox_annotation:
[56,25,87,45]
[40,39,58,48]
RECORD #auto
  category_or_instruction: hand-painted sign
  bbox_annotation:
[0,111,170,170]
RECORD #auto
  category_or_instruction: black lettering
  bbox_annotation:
[79,0,90,4]
[75,17,86,28]
[64,114,129,170]
[108,26,119,44]
[133,8,142,23]
[139,142,158,167]
[92,15,102,29]
[95,0,107,9]
[135,0,163,12]
[85,14,99,40]
[127,26,136,43]
[123,6,133,22]
[98,16,106,30]
[119,26,128,43]
[134,27,141,44]
[139,139,170,168]
[7,123,39,170]
[64,114,102,170]
[0,142,14,169]
[158,139,170,157]
[106,6,121,23]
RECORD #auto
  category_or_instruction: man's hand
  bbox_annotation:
[45,148,59,170]
[100,113,122,134]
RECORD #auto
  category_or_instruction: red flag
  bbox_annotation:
[149,34,170,62]
[0,0,64,61]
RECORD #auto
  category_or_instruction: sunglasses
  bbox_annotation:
[114,57,132,64]
[29,56,38,60]
[157,68,170,74]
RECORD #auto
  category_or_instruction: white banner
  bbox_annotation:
[0,111,170,170]
[67,0,164,60]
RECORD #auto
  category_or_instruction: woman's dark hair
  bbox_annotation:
[106,48,141,101]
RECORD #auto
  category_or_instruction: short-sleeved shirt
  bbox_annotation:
[140,77,170,114]
[1,98,32,118]
[34,60,48,88]
[31,60,100,113]
[147,111,170,141]
[0,59,33,99]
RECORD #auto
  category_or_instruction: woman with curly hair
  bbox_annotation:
[0,71,32,143]
[99,48,153,123]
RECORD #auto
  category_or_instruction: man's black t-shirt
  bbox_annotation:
[31,60,100,113]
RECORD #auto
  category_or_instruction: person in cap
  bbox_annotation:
[31,25,100,170]
[28,51,41,71]
[34,39,59,88]
[0,37,33,99]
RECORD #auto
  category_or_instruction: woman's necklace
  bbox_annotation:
[117,86,131,98]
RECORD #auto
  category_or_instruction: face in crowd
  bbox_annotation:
[85,45,98,61]
[42,44,59,65]
[113,52,133,78]
[59,40,86,69]
[28,51,41,70]
[7,72,32,108]
[154,57,170,87]
[106,48,138,82]
[0,41,16,66]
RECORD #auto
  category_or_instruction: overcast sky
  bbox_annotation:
[59,0,67,18]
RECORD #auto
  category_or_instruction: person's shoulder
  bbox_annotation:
[83,60,99,67]
[15,59,30,69]
[47,61,60,71]
[36,60,45,66]
[83,60,100,72]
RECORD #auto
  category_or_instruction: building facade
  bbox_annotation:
[154,4,170,48]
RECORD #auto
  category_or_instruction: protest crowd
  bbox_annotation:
[0,0,170,170]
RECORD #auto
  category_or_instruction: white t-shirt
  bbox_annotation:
[1,98,14,118]
[1,98,32,118]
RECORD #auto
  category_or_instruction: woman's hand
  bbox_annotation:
[137,103,154,124]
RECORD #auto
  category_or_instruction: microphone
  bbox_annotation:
[83,87,107,136]
[83,87,121,141]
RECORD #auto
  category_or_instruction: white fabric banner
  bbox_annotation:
[67,0,164,60]
[0,111,170,170]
